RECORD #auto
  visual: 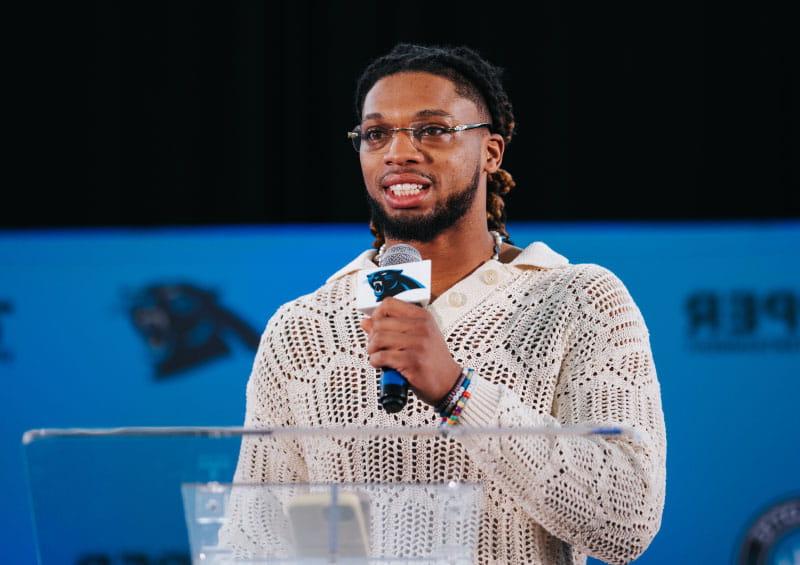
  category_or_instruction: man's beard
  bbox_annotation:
[367,165,480,244]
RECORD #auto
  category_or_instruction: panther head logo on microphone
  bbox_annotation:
[367,269,425,302]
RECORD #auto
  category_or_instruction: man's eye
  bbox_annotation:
[364,128,388,141]
[418,125,447,137]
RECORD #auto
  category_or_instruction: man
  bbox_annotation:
[220,44,666,564]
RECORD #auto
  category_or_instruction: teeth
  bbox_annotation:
[388,183,425,196]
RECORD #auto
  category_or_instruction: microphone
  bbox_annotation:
[376,244,420,413]
[355,244,432,413]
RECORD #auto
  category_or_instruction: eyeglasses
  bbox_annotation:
[347,122,491,153]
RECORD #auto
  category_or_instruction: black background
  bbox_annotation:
[4,1,797,229]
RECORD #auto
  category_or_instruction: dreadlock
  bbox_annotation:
[354,43,517,249]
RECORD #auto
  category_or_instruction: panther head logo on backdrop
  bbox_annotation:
[126,283,260,379]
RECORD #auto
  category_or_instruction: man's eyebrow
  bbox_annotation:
[414,109,454,119]
[362,109,455,121]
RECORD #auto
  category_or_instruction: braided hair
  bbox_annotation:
[354,43,517,249]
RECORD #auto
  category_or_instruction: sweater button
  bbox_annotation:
[481,269,498,285]
[447,292,466,307]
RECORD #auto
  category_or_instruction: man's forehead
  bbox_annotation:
[362,72,481,121]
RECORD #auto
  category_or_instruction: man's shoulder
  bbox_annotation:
[510,256,636,312]
[568,261,633,293]
[544,261,635,301]
[555,261,648,331]
[561,261,624,284]
[508,240,621,291]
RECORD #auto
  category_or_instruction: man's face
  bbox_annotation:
[359,71,499,243]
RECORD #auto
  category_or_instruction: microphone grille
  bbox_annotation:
[379,244,422,266]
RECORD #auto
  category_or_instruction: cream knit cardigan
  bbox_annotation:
[219,241,667,564]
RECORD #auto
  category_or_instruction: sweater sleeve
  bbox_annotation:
[454,265,667,565]
[217,304,310,558]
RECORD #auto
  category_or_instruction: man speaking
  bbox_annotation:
[221,43,666,564]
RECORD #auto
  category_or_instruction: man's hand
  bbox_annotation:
[360,297,461,407]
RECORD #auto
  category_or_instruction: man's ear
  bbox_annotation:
[484,133,505,174]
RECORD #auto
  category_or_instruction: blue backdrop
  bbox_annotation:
[1,222,798,564]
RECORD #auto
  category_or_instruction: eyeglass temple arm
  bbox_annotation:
[453,123,492,132]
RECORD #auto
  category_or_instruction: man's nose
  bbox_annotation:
[383,130,422,165]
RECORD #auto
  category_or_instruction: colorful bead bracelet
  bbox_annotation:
[434,366,469,417]
[438,368,474,428]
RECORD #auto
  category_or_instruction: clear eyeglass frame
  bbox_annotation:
[347,122,491,153]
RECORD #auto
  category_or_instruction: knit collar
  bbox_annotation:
[326,240,569,283]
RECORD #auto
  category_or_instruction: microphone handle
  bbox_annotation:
[380,368,409,413]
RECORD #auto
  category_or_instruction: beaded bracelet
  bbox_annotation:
[443,389,471,427]
[439,369,475,428]
[441,369,473,418]
[435,366,474,418]
[434,366,468,416]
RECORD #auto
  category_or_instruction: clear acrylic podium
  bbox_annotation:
[22,425,635,564]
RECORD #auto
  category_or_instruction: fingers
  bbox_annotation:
[367,316,421,334]
[367,349,415,373]
[366,329,420,355]
[360,298,431,341]
[371,297,427,319]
